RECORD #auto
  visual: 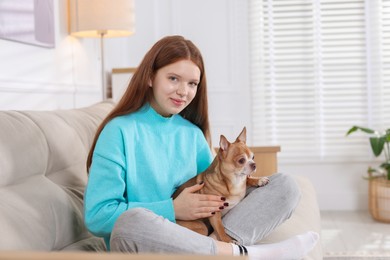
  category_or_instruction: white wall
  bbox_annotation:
[0,0,369,211]
[0,1,103,109]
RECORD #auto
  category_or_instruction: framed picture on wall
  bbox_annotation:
[0,0,55,48]
[111,67,137,102]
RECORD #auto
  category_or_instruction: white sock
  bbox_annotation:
[231,231,319,260]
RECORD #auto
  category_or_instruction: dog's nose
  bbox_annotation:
[251,162,256,171]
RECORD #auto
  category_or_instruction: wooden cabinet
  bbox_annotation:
[249,146,280,177]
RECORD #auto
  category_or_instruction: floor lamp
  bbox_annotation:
[68,0,135,100]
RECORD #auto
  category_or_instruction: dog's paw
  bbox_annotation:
[258,177,270,187]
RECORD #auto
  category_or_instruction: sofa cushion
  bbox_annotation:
[258,175,323,259]
[0,101,114,250]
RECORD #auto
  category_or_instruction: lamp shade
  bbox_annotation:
[69,0,135,38]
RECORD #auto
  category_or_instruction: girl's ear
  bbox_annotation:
[148,78,152,87]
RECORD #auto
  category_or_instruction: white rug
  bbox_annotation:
[324,257,390,259]
[324,251,390,259]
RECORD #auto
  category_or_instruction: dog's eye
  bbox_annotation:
[238,158,246,164]
[252,155,255,160]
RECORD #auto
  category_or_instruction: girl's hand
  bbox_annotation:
[173,182,228,220]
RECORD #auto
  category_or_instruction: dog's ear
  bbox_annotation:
[219,135,230,151]
[236,127,247,143]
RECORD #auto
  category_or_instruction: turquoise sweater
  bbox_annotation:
[84,103,213,249]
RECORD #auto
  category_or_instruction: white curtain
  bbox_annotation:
[249,0,390,163]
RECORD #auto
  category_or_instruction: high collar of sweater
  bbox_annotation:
[139,103,178,124]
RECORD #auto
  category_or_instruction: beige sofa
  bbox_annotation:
[0,101,322,259]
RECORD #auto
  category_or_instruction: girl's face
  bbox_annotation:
[149,59,200,117]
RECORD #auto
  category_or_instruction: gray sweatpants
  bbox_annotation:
[110,172,301,255]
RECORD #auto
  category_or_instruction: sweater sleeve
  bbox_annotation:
[84,122,128,237]
[84,122,175,238]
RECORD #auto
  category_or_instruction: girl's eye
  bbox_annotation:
[238,158,246,164]
[189,82,198,88]
[169,76,178,82]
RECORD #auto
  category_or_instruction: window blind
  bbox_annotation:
[250,0,390,163]
[382,0,390,125]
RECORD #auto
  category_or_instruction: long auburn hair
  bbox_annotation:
[86,35,211,172]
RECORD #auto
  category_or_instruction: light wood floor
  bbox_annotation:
[321,210,390,257]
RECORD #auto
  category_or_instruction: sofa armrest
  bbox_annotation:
[0,252,246,260]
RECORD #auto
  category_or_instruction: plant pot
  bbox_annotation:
[369,176,390,223]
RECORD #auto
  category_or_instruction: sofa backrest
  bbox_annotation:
[0,101,114,250]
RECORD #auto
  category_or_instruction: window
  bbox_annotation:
[249,0,390,163]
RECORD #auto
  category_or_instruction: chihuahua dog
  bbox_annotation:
[172,127,269,242]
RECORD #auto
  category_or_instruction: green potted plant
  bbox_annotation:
[346,126,390,180]
[346,126,390,222]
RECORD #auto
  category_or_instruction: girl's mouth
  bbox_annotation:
[171,98,185,106]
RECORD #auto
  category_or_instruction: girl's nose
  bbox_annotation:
[176,83,187,96]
